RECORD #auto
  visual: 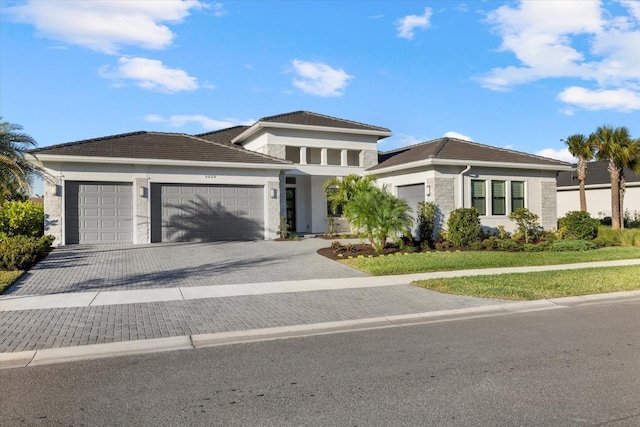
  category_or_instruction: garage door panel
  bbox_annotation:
[151,184,264,242]
[65,182,133,244]
[397,184,425,236]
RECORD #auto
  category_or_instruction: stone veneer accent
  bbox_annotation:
[267,180,281,239]
[134,178,150,244]
[43,177,63,246]
[361,150,379,170]
[540,180,558,231]
[266,144,286,160]
[433,178,455,232]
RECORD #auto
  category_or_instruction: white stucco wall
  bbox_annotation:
[557,184,640,219]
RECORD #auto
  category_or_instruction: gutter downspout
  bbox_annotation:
[459,165,472,208]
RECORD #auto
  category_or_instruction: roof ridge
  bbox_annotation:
[195,125,249,137]
[184,134,292,165]
[259,110,390,132]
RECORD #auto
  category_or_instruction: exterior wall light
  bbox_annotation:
[270,188,278,199]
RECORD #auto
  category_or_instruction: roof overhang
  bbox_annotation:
[366,158,575,175]
[231,121,392,143]
[26,154,295,171]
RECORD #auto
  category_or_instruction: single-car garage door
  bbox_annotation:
[65,182,133,244]
[397,183,425,221]
[150,184,264,242]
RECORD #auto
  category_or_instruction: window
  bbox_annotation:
[327,149,341,166]
[346,150,360,166]
[491,181,506,215]
[471,180,486,215]
[285,146,300,163]
[307,147,321,164]
[511,181,525,212]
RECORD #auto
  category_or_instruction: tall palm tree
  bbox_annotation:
[563,133,596,212]
[0,118,38,200]
[593,125,632,229]
[615,137,640,227]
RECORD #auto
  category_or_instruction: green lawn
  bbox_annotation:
[413,265,640,300]
[0,270,23,294]
[340,246,640,276]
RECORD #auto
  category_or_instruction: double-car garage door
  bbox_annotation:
[65,182,264,244]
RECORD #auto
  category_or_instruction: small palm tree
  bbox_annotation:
[563,133,595,212]
[0,118,38,200]
[615,137,640,227]
[343,187,413,252]
[323,174,377,215]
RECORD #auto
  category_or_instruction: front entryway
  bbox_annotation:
[286,188,296,232]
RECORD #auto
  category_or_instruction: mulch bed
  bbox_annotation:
[317,243,414,260]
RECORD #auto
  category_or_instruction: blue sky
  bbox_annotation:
[2,0,640,194]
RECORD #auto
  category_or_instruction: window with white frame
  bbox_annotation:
[511,181,525,212]
[491,181,506,215]
[471,180,486,215]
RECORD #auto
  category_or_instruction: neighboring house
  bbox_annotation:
[557,161,640,220]
[28,111,572,245]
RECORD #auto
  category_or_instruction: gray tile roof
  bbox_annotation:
[195,126,249,144]
[557,161,640,187]
[30,131,291,165]
[371,137,572,171]
[259,111,391,133]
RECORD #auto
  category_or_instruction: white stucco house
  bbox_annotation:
[28,111,573,245]
[557,161,640,220]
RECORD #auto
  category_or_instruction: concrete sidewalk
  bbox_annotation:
[2,258,640,369]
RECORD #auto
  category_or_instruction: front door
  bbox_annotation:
[286,188,296,232]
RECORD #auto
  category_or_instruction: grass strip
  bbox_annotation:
[340,246,640,276]
[413,265,640,300]
[0,270,24,294]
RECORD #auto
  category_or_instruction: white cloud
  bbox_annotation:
[558,86,640,111]
[145,114,254,130]
[100,57,198,93]
[396,8,432,40]
[6,0,207,54]
[443,131,473,141]
[478,0,640,112]
[536,148,576,163]
[290,59,353,97]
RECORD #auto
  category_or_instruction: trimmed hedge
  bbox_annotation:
[0,200,44,239]
[0,235,54,270]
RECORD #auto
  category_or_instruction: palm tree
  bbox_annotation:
[615,137,640,227]
[563,133,596,212]
[343,186,413,252]
[0,118,38,200]
[593,125,633,229]
[323,174,377,216]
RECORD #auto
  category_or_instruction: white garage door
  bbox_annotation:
[65,182,133,244]
[150,184,264,242]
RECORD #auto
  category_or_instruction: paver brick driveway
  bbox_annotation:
[6,239,367,296]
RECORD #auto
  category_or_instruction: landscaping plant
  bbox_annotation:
[0,199,44,239]
[558,211,599,240]
[508,208,540,243]
[416,201,438,248]
[446,208,482,246]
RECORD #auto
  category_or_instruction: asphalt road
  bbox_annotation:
[2,299,640,426]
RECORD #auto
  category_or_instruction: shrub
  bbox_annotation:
[597,226,640,247]
[558,211,599,240]
[625,210,640,228]
[331,240,342,252]
[469,241,484,251]
[508,208,540,243]
[546,240,596,252]
[482,236,498,250]
[496,225,510,240]
[0,235,54,270]
[277,216,290,239]
[446,208,482,247]
[496,239,522,251]
[0,200,44,239]
[416,201,438,248]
